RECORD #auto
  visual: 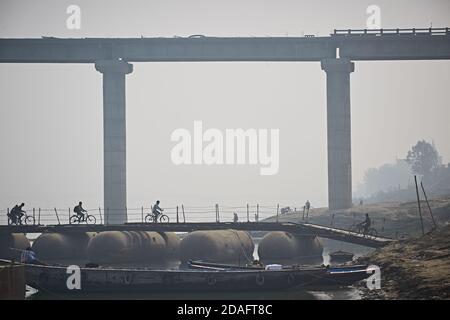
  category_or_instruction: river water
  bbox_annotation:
[26,236,374,300]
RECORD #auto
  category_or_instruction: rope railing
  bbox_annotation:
[332,27,449,36]
[1,203,310,226]
[0,204,376,225]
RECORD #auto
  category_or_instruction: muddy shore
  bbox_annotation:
[358,225,450,299]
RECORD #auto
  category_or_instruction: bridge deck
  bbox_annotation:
[1,31,449,63]
[0,222,394,248]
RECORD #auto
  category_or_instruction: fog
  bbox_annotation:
[0,0,449,211]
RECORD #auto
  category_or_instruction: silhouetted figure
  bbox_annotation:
[361,213,371,234]
[233,212,239,223]
[10,203,25,225]
[305,200,311,218]
[74,201,87,221]
[152,200,163,222]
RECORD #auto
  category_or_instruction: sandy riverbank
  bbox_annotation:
[358,225,450,299]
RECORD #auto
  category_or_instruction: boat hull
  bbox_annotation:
[24,263,370,293]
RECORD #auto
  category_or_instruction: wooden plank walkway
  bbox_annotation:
[0,221,394,248]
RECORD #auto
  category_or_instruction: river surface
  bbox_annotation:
[25,237,374,300]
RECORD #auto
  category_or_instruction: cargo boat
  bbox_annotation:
[1,259,372,293]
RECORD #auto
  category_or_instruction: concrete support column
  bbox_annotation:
[95,59,133,224]
[321,58,354,210]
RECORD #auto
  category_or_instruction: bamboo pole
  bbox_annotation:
[420,181,437,229]
[54,208,60,225]
[276,204,279,223]
[414,175,425,235]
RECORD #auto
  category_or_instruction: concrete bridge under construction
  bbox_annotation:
[0,221,394,248]
[1,28,450,223]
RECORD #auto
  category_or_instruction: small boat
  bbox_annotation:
[0,259,371,293]
[187,260,264,271]
[329,250,354,263]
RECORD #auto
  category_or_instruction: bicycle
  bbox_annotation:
[350,222,378,238]
[69,212,97,224]
[145,211,169,223]
[7,212,35,225]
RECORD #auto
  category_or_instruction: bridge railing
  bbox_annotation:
[333,27,450,36]
[0,204,292,226]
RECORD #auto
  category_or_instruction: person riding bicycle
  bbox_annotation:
[152,200,163,222]
[361,213,371,234]
[9,203,26,224]
[73,201,87,221]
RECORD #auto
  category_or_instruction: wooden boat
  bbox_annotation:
[329,250,354,263]
[187,260,264,271]
[0,259,371,293]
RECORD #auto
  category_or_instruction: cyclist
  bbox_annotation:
[9,203,26,224]
[152,200,163,222]
[73,201,87,221]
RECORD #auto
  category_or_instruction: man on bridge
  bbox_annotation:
[9,203,26,224]
[361,213,372,234]
[152,200,164,223]
[73,201,87,221]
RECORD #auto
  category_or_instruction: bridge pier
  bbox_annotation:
[321,58,354,210]
[95,59,133,224]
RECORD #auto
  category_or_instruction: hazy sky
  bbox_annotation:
[0,0,449,212]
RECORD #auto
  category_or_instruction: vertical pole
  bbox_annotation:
[54,208,60,225]
[414,175,425,235]
[38,208,41,225]
[68,207,71,224]
[420,181,437,229]
[247,204,249,222]
[99,207,103,224]
[182,205,185,223]
[256,204,259,222]
[276,204,279,223]
[33,208,35,224]
[176,206,179,223]
[217,204,220,223]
